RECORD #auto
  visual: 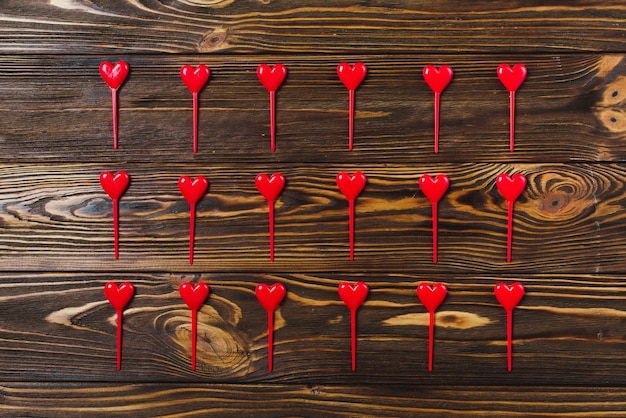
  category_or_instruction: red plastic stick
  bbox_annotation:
[497,64,527,152]
[255,173,285,262]
[336,172,366,260]
[417,283,447,372]
[423,65,453,154]
[178,176,209,264]
[338,282,368,371]
[494,282,525,372]
[255,283,286,371]
[337,62,367,150]
[99,62,129,150]
[495,173,526,263]
[418,174,449,264]
[179,282,209,370]
[104,282,134,370]
[180,65,210,153]
[257,64,287,152]
[99,171,129,259]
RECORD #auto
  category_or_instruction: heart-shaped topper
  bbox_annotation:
[99,61,129,90]
[255,173,285,202]
[336,172,366,201]
[179,282,209,311]
[178,176,208,206]
[104,281,134,311]
[257,64,287,92]
[423,65,453,94]
[337,62,367,91]
[338,281,369,311]
[497,64,527,92]
[256,283,286,312]
[180,65,210,94]
[419,174,450,204]
[100,171,129,200]
[417,283,447,312]
[496,173,526,202]
[494,282,525,312]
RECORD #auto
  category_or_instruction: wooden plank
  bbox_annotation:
[0,54,624,164]
[0,162,622,273]
[2,383,626,417]
[1,272,626,385]
[2,2,626,54]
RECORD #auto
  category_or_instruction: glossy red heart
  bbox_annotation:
[100,171,129,200]
[336,172,366,201]
[338,281,369,311]
[180,64,210,94]
[423,65,453,94]
[419,174,450,203]
[104,281,134,311]
[99,61,129,90]
[496,173,526,202]
[337,62,367,91]
[494,282,525,312]
[257,64,287,92]
[255,173,285,202]
[417,283,447,312]
[179,282,209,311]
[255,283,286,312]
[178,176,208,206]
[497,64,527,92]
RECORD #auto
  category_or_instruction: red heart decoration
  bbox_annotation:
[419,174,450,204]
[257,64,287,92]
[336,172,366,201]
[255,283,286,312]
[338,281,369,311]
[417,283,447,312]
[100,171,129,200]
[497,64,527,92]
[180,64,210,94]
[423,65,453,94]
[178,176,208,206]
[104,281,134,311]
[255,173,285,202]
[496,173,527,202]
[337,62,367,91]
[494,282,525,312]
[179,282,209,311]
[99,61,129,90]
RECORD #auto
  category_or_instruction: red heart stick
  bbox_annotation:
[496,173,527,263]
[178,176,209,264]
[255,173,285,262]
[497,64,527,152]
[255,283,286,371]
[180,65,210,153]
[99,171,129,259]
[336,172,366,260]
[337,62,367,150]
[179,282,209,370]
[417,282,447,371]
[419,174,450,263]
[338,281,369,370]
[104,281,134,370]
[257,64,287,152]
[494,282,525,372]
[423,65,453,153]
[99,61,129,150]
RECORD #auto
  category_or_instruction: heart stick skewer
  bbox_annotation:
[99,61,129,149]
[180,65,210,153]
[497,64,527,152]
[417,283,447,371]
[422,65,453,153]
[336,172,366,261]
[337,62,367,150]
[178,176,209,265]
[255,283,286,371]
[257,64,287,152]
[100,171,129,259]
[179,282,209,370]
[338,281,369,371]
[255,173,285,262]
[104,282,134,370]
[496,173,527,263]
[494,282,525,372]
[419,174,450,263]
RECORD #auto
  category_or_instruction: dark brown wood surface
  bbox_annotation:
[1,1,626,416]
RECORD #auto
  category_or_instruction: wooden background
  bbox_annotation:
[1,1,626,416]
